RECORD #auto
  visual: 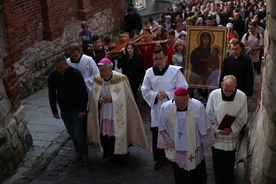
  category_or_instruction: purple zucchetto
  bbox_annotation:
[98,58,112,66]
[174,87,189,96]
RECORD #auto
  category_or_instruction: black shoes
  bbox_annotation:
[109,155,128,166]
[71,153,90,167]
[82,156,90,167]
[71,153,81,164]
[154,160,165,170]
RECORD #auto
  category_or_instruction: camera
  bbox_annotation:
[246,48,252,56]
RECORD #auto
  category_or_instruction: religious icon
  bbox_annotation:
[184,27,227,89]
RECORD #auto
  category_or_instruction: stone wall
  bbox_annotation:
[0,0,126,100]
[0,6,32,179]
[0,30,32,180]
[16,10,123,98]
[0,0,126,179]
[249,0,276,183]
[0,103,32,179]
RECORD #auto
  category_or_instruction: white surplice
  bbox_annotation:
[67,54,99,92]
[141,65,188,127]
[206,89,248,151]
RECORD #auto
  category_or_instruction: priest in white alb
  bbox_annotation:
[67,43,99,92]
[158,87,215,184]
[87,58,149,166]
[141,47,188,170]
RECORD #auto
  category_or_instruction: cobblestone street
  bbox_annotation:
[4,74,260,184]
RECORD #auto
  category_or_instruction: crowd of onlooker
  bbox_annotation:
[155,0,266,31]
[77,0,266,71]
[122,0,265,73]
[76,0,266,102]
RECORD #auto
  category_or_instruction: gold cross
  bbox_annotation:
[113,86,121,95]
[94,86,99,94]
[188,154,195,162]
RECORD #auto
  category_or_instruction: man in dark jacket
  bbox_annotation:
[231,11,246,40]
[48,55,89,166]
[213,7,225,26]
[124,6,142,33]
[220,39,254,97]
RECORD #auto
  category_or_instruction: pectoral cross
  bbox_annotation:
[178,131,183,139]
[188,154,195,162]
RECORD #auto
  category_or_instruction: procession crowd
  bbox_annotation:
[48,0,265,183]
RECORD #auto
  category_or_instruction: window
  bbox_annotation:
[134,0,146,10]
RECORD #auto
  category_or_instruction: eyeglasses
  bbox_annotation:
[153,56,165,61]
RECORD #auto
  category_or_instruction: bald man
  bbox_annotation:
[206,75,248,184]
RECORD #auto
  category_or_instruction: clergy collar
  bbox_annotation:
[70,54,83,63]
[221,88,237,101]
[153,64,169,75]
[103,72,113,82]
[177,107,187,111]
[172,100,188,111]
[232,54,241,60]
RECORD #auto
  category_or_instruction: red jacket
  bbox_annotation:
[138,37,155,70]
[166,41,174,65]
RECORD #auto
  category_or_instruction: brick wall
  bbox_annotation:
[41,0,79,40]
[4,0,43,52]
[0,0,126,110]
[0,0,127,177]
[2,0,126,51]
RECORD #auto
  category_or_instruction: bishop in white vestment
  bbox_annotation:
[158,87,215,184]
[87,58,149,166]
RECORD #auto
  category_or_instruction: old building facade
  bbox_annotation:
[0,0,126,178]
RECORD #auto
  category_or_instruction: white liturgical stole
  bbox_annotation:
[168,99,196,170]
